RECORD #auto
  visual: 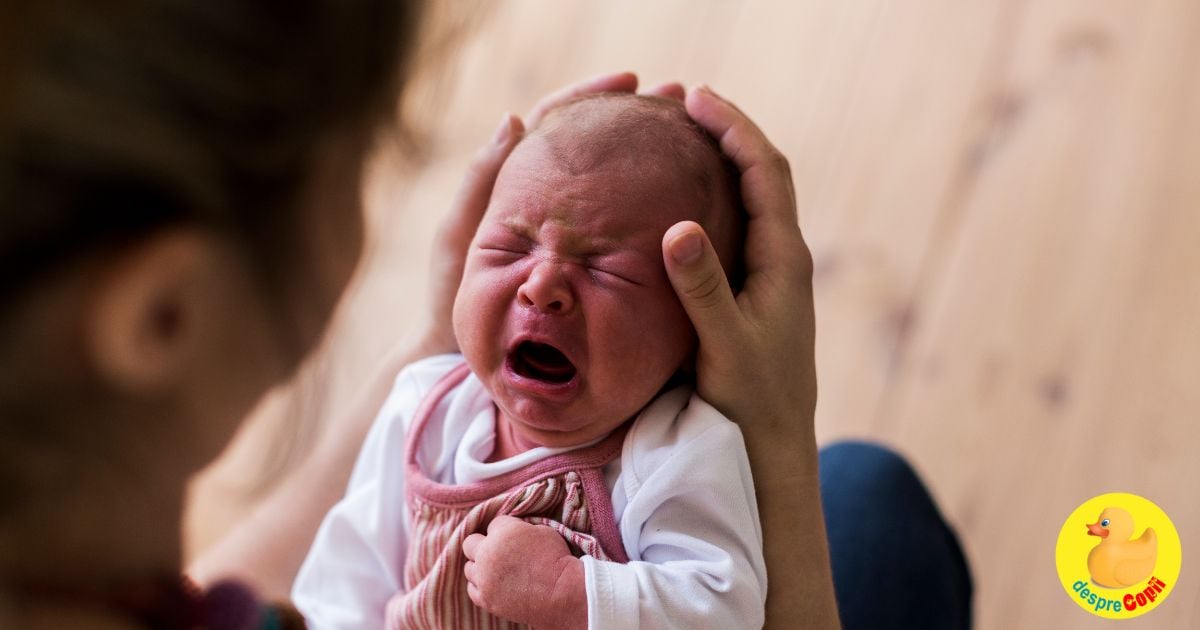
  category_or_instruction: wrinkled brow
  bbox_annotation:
[493,216,636,257]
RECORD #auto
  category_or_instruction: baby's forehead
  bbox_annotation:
[494,141,702,243]
[516,95,725,211]
[530,95,721,182]
[513,137,699,208]
[493,94,742,275]
[491,150,690,242]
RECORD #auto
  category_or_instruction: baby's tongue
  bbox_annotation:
[522,342,575,381]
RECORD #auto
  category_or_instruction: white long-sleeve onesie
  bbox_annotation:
[293,354,766,629]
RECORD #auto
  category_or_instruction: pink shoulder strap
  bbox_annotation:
[402,361,630,563]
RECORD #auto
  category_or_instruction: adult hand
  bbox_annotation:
[662,85,817,432]
[418,72,684,356]
[416,110,524,355]
[665,86,839,629]
[462,516,586,630]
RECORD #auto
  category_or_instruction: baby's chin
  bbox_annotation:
[515,424,618,451]
[495,399,581,438]
[493,396,620,448]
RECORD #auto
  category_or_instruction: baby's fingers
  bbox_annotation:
[462,533,486,561]
[465,559,496,614]
[466,581,488,610]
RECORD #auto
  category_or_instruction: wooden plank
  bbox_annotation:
[186,3,1200,627]
[878,1,1200,627]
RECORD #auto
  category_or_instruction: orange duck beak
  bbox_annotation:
[1087,521,1109,537]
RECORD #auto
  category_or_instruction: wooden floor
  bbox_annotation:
[188,2,1200,628]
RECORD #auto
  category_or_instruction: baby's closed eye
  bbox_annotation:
[479,244,526,256]
[476,233,531,258]
[588,267,641,286]
[587,254,652,287]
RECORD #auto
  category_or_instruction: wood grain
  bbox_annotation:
[187,2,1200,626]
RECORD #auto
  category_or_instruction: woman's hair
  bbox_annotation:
[0,1,428,518]
[0,0,426,304]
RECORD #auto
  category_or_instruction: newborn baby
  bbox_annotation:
[294,94,765,629]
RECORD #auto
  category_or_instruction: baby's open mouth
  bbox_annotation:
[510,341,577,384]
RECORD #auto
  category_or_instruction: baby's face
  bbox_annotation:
[453,135,699,448]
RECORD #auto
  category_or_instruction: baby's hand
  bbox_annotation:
[462,516,587,630]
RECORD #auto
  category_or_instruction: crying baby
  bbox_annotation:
[294,93,766,630]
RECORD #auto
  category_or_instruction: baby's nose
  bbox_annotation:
[517,263,575,314]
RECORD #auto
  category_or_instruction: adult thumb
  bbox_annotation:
[662,222,741,341]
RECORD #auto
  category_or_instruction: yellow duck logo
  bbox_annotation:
[1086,507,1157,588]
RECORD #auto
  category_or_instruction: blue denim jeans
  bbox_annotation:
[820,441,973,629]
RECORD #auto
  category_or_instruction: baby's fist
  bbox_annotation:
[461,516,587,630]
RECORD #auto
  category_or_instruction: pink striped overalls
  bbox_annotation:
[385,364,630,629]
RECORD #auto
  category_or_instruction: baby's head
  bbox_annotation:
[453,93,742,449]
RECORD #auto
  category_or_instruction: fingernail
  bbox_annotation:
[697,84,715,95]
[492,113,513,145]
[670,232,703,265]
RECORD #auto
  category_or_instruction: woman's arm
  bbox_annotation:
[663,85,840,629]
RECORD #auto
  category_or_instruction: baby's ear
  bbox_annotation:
[659,367,694,396]
[674,352,698,387]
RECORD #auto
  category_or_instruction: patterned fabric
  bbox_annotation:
[385,364,629,630]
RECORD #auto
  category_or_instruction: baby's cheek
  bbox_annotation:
[598,296,689,377]
[455,272,507,356]
[643,286,695,343]
[646,305,696,380]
